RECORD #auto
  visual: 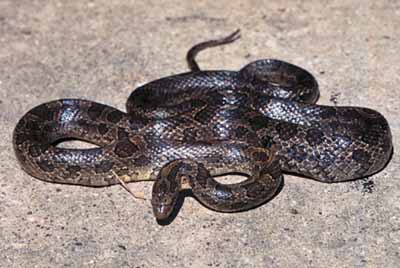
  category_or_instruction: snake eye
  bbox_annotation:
[161,196,173,205]
[180,175,190,185]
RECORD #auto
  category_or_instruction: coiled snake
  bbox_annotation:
[13,30,393,221]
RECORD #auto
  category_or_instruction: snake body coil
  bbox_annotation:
[13,30,393,221]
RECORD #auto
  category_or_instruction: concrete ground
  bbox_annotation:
[1,1,399,267]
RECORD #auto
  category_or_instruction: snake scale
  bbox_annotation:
[13,30,393,221]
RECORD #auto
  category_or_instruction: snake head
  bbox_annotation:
[150,160,199,221]
[151,164,182,221]
[151,190,179,221]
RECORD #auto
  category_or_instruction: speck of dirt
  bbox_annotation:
[330,92,341,105]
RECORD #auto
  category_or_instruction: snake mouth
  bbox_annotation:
[152,203,174,221]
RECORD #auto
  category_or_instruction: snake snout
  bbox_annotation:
[151,194,177,221]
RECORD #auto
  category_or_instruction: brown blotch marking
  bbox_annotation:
[320,108,337,119]
[328,120,345,133]
[131,91,151,107]
[249,115,269,131]
[114,139,138,158]
[340,108,362,122]
[362,115,382,128]
[107,110,123,123]
[181,162,193,172]
[165,163,181,191]
[360,131,379,146]
[260,161,280,179]
[276,122,298,140]
[252,150,269,162]
[94,160,114,173]
[352,149,370,163]
[195,163,209,187]
[134,155,150,167]
[305,128,324,146]
[190,99,207,109]
[206,91,225,106]
[128,113,149,130]
[244,182,266,198]
[234,126,248,138]
[37,160,55,172]
[261,136,274,148]
[87,104,105,120]
[182,127,198,142]
[117,128,129,139]
[66,165,81,173]
[193,107,212,123]
[97,123,109,135]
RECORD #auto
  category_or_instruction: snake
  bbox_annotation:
[13,30,393,221]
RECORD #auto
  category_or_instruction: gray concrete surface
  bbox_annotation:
[1,1,399,267]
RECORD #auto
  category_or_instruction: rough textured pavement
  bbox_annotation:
[1,1,399,267]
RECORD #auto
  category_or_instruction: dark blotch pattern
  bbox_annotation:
[305,128,324,146]
[194,164,209,188]
[288,146,308,162]
[193,106,213,123]
[131,91,150,108]
[244,182,267,198]
[87,104,105,120]
[107,110,123,123]
[340,109,362,122]
[94,160,114,173]
[190,99,207,109]
[165,164,181,191]
[205,92,225,106]
[66,165,81,173]
[253,151,269,162]
[97,123,109,135]
[249,115,269,131]
[320,108,337,119]
[114,139,138,158]
[261,136,274,148]
[234,126,248,138]
[276,122,298,140]
[182,127,198,142]
[134,155,151,166]
[352,149,370,163]
[117,128,129,139]
[37,160,55,172]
